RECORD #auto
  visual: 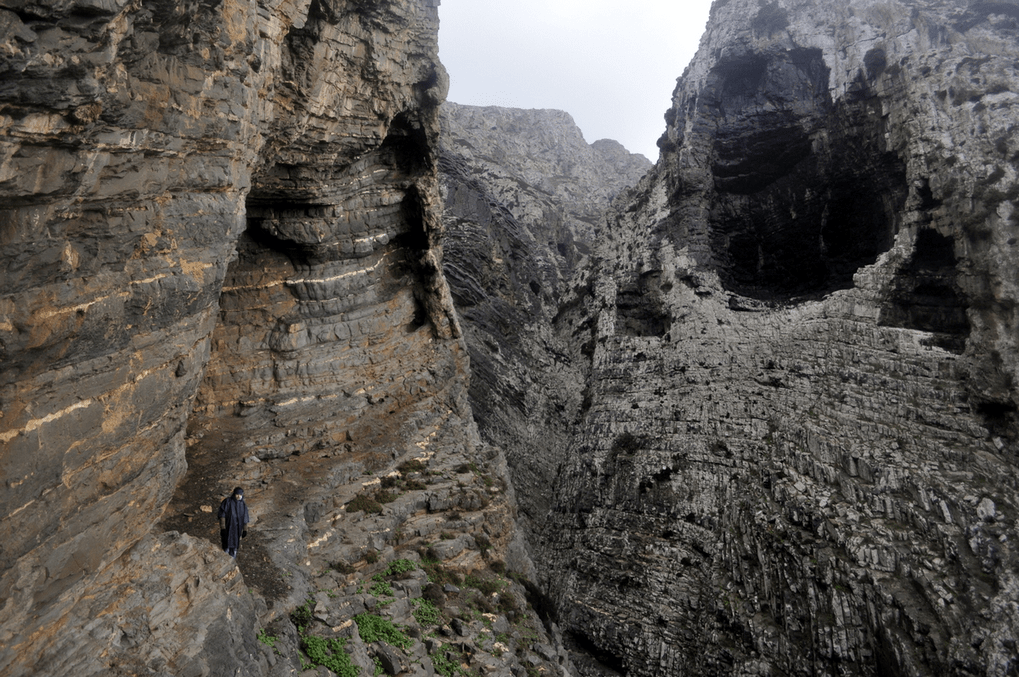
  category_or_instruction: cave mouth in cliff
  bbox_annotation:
[878,228,970,353]
[565,630,628,676]
[706,49,907,302]
[616,271,670,336]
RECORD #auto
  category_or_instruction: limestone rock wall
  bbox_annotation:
[439,103,650,526]
[528,1,1019,675]
[0,0,461,674]
[441,103,651,247]
[190,0,459,459]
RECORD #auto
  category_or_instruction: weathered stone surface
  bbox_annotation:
[494,1,1019,676]
[0,0,464,673]
[231,439,570,677]
[7,0,1019,675]
[439,103,650,528]
[12,531,266,677]
[441,103,651,245]
[190,0,462,461]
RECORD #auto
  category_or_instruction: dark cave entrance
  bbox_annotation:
[878,228,970,353]
[565,630,628,676]
[705,48,907,301]
[615,270,671,337]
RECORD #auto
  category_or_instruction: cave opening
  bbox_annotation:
[706,49,907,301]
[615,271,670,337]
[975,399,1018,438]
[565,630,628,677]
[878,228,970,353]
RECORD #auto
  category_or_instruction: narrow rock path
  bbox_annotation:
[159,409,572,676]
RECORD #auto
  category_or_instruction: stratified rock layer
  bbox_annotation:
[439,103,651,526]
[0,0,462,674]
[521,1,1019,676]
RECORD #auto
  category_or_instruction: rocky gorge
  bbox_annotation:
[2,0,1019,676]
[439,1,1019,676]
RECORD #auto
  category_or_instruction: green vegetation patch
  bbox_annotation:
[257,628,280,655]
[380,558,418,577]
[369,579,394,597]
[354,613,413,650]
[411,598,441,626]
[433,647,469,677]
[302,635,359,677]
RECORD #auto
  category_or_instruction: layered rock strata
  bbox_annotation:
[518,1,1019,675]
[0,0,469,674]
[439,103,650,525]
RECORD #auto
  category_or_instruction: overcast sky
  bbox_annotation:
[438,0,716,162]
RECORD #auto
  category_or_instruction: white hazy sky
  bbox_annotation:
[438,0,716,162]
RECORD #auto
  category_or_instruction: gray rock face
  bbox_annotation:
[17,531,268,677]
[439,103,650,527]
[507,1,1019,676]
[441,103,651,245]
[4,0,1019,675]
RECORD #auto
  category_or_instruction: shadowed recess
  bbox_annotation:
[705,48,907,301]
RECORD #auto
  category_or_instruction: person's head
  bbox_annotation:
[232,487,244,501]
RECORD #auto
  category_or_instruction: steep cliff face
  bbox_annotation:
[522,1,1019,675]
[6,0,1019,674]
[191,1,459,458]
[0,0,471,674]
[441,103,651,247]
[438,103,650,526]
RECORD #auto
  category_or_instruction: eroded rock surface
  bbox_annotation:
[5,0,1019,674]
[439,103,650,526]
[0,0,474,674]
[506,1,1019,675]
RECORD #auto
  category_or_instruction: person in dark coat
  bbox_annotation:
[218,486,249,557]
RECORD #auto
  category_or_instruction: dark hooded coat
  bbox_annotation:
[218,492,249,552]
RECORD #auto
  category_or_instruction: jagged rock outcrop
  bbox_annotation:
[494,1,1019,676]
[438,103,651,526]
[441,103,651,248]
[0,0,487,674]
